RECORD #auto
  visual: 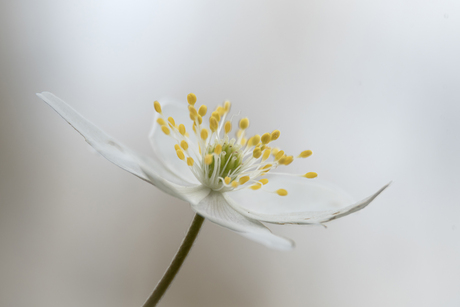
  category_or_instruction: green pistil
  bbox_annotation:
[207,142,242,178]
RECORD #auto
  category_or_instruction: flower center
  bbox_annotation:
[153,93,318,194]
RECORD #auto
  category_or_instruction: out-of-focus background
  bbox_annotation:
[1,1,459,306]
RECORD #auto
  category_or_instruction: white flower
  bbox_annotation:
[37,92,390,250]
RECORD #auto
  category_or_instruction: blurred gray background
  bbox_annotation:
[1,0,459,306]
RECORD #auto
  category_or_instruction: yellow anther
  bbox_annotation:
[216,106,225,117]
[205,154,213,165]
[176,150,185,160]
[174,144,180,151]
[250,183,262,190]
[179,124,186,135]
[199,145,201,154]
[275,150,285,161]
[224,177,231,185]
[240,138,247,146]
[262,149,271,161]
[271,148,280,156]
[261,133,271,145]
[187,157,194,166]
[236,130,243,137]
[224,121,232,134]
[224,101,231,112]
[262,164,272,169]
[185,132,190,137]
[303,172,318,179]
[260,145,266,151]
[299,150,313,158]
[187,93,197,105]
[197,115,203,125]
[198,105,207,116]
[157,118,166,125]
[154,101,162,113]
[192,124,196,133]
[180,140,188,150]
[214,144,222,155]
[190,113,197,121]
[239,176,250,185]
[189,105,198,117]
[239,118,249,129]
[209,117,218,132]
[201,128,209,140]
[278,156,286,164]
[259,178,269,185]
[161,125,170,135]
[276,189,288,196]
[253,148,262,159]
[168,117,175,126]
[248,135,260,146]
[284,155,294,165]
[271,130,280,141]
[211,111,221,122]
[231,181,239,188]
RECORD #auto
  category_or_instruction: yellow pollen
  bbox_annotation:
[271,130,280,141]
[224,121,232,134]
[176,150,185,160]
[284,155,294,165]
[299,150,313,158]
[239,118,249,129]
[154,101,162,113]
[214,144,222,155]
[231,181,239,188]
[201,128,209,140]
[303,172,318,179]
[239,176,250,184]
[278,156,286,164]
[262,164,272,169]
[224,101,231,112]
[179,124,186,135]
[259,178,269,185]
[250,183,262,190]
[161,125,170,135]
[198,105,207,116]
[249,135,260,146]
[174,144,180,151]
[197,115,203,125]
[275,150,285,161]
[189,105,198,117]
[262,149,271,161]
[205,154,213,165]
[168,117,175,126]
[209,117,218,132]
[261,133,271,145]
[187,157,194,166]
[187,93,197,105]
[190,113,197,121]
[253,148,262,159]
[157,118,166,125]
[276,189,288,196]
[271,148,280,156]
[224,176,231,185]
[180,140,188,150]
[211,111,221,122]
[216,106,225,116]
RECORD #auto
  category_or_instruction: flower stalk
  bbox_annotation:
[142,213,205,307]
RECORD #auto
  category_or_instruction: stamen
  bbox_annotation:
[216,106,225,117]
[154,101,162,113]
[176,149,185,160]
[201,128,209,140]
[303,172,318,178]
[209,117,218,132]
[276,189,288,196]
[239,118,249,130]
[239,176,250,184]
[248,135,260,147]
[174,144,180,151]
[161,125,170,135]
[261,133,271,145]
[187,157,194,166]
[179,124,186,136]
[224,101,231,112]
[189,105,198,118]
[259,178,269,185]
[231,181,239,188]
[224,121,232,134]
[157,118,166,125]
[274,150,285,161]
[224,176,231,185]
[283,155,294,165]
[168,117,175,126]
[211,111,221,122]
[187,93,197,105]
[262,149,271,161]
[299,150,313,158]
[198,105,207,116]
[271,130,280,141]
[205,154,213,165]
[250,183,262,190]
[271,148,280,156]
[180,140,189,150]
[197,115,203,125]
[253,148,262,159]
[214,144,222,155]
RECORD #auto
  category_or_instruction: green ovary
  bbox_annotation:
[208,142,242,178]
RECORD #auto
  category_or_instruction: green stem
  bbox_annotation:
[142,213,205,307]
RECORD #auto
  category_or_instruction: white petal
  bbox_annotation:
[149,100,200,185]
[37,92,210,203]
[224,175,391,225]
[191,191,294,250]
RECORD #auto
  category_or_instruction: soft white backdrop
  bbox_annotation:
[1,0,459,306]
